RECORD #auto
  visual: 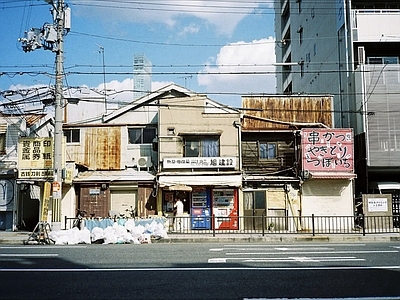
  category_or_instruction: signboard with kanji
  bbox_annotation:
[301,128,354,172]
[18,137,54,179]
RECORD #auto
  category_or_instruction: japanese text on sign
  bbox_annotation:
[163,157,236,169]
[367,198,388,212]
[301,129,353,172]
[18,137,53,179]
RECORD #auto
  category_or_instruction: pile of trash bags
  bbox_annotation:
[48,218,168,245]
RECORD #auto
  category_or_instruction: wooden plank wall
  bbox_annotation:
[242,96,333,130]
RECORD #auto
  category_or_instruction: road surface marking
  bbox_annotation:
[209,256,364,263]
[223,243,367,247]
[244,297,400,300]
[225,250,397,255]
[274,247,333,251]
[0,246,87,249]
[0,253,59,257]
[208,258,227,263]
[1,266,399,272]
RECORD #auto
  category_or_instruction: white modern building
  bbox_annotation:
[133,54,152,101]
[274,0,400,196]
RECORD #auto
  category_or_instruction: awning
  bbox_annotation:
[73,170,154,183]
[309,172,357,180]
[243,175,299,183]
[167,184,193,192]
[158,174,242,188]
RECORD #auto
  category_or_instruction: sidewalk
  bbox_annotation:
[1,230,400,245]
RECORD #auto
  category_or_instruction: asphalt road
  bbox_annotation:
[1,242,400,299]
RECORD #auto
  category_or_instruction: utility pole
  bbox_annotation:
[19,0,70,218]
[53,0,65,202]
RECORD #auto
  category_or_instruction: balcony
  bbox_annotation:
[351,9,400,42]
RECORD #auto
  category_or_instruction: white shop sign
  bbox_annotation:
[163,157,236,169]
[367,198,388,212]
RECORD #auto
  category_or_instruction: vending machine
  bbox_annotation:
[191,188,211,229]
[212,188,238,230]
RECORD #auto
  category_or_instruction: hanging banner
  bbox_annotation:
[41,182,51,222]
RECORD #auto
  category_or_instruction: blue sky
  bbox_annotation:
[0,0,277,108]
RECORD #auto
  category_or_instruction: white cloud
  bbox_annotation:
[97,78,134,104]
[197,37,276,97]
[178,23,200,37]
[95,79,175,104]
[73,1,272,36]
[152,81,174,91]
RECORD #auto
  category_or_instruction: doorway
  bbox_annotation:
[243,190,266,230]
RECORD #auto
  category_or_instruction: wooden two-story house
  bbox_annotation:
[62,87,158,223]
[240,95,355,231]
[156,88,242,230]
[0,111,54,231]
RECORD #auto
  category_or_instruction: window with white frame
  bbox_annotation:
[63,129,80,143]
[184,136,220,157]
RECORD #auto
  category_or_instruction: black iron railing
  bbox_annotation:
[64,214,399,236]
[165,214,400,236]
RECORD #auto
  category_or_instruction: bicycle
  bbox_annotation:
[72,209,87,229]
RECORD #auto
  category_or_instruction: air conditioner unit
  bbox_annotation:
[137,156,152,168]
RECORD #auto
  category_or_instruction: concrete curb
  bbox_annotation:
[1,231,399,245]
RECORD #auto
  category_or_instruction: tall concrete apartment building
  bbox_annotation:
[274,0,400,193]
[133,54,152,101]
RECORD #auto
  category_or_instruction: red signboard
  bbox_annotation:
[301,128,354,172]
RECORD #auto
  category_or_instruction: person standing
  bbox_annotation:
[174,199,184,231]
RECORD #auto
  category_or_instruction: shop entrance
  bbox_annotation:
[243,190,266,230]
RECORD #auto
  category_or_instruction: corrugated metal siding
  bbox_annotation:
[242,96,333,130]
[365,65,400,167]
[67,126,121,170]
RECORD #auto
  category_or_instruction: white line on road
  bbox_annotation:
[225,250,398,255]
[208,256,365,263]
[0,254,59,257]
[210,247,335,252]
[1,266,399,272]
[274,247,333,251]
[0,246,87,249]
[223,244,367,247]
[243,297,400,300]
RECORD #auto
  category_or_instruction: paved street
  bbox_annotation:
[1,242,400,299]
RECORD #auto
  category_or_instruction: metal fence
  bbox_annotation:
[166,214,400,236]
[64,214,400,236]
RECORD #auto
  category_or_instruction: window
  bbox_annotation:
[300,60,304,77]
[184,136,220,157]
[244,190,266,210]
[367,56,399,65]
[296,0,302,13]
[0,133,5,154]
[63,129,80,143]
[0,123,6,154]
[259,142,277,159]
[306,52,311,63]
[298,26,303,45]
[128,127,156,144]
